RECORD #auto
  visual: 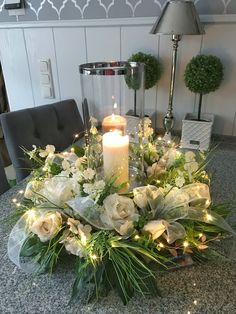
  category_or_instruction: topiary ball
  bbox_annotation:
[128,52,161,90]
[184,55,224,95]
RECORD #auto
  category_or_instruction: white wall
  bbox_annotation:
[0,17,236,136]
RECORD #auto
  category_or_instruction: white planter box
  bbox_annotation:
[181,113,214,151]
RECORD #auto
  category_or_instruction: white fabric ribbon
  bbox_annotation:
[8,210,42,273]
[67,196,112,230]
[134,183,236,244]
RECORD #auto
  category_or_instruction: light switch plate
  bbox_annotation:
[40,61,49,73]
[39,58,55,99]
[41,86,52,99]
[40,74,50,84]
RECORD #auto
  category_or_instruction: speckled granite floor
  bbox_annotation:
[0,141,235,314]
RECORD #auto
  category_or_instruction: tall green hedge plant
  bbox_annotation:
[127,52,162,115]
[184,55,224,121]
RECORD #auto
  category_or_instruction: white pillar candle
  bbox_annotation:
[102,114,127,134]
[103,131,129,190]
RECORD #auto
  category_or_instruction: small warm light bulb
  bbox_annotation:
[183,241,189,248]
[19,190,24,194]
[193,300,197,305]
[12,198,17,203]
[134,235,140,240]
[156,179,161,184]
[205,213,213,222]
[75,134,79,138]
[187,311,191,314]
[91,254,97,260]
[193,282,196,287]
[27,209,36,219]
[16,203,21,207]
[159,243,164,248]
[113,102,117,109]
[158,137,162,141]
[167,140,171,144]
[71,147,75,153]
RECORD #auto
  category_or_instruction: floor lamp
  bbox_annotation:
[150,0,204,141]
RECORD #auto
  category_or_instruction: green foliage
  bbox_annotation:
[128,52,162,89]
[184,54,224,95]
[70,230,165,304]
[134,211,153,229]
[49,163,62,176]
[72,144,85,157]
[21,232,64,273]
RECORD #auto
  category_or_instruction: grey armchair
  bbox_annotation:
[0,99,84,182]
[0,152,9,195]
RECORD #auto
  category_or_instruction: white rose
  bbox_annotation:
[119,221,135,236]
[31,211,62,242]
[184,161,199,173]
[185,151,196,162]
[64,237,84,257]
[101,194,139,236]
[143,220,166,240]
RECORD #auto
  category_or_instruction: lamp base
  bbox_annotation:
[163,132,172,142]
[163,114,174,142]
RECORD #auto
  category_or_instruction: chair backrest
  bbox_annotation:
[0,152,9,195]
[0,99,84,182]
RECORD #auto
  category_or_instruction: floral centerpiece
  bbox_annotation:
[7,117,235,305]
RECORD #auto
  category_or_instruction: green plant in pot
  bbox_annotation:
[127,52,162,116]
[184,54,224,121]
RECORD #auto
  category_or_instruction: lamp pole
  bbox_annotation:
[163,34,181,141]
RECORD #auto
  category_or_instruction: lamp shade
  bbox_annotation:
[150,0,204,35]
